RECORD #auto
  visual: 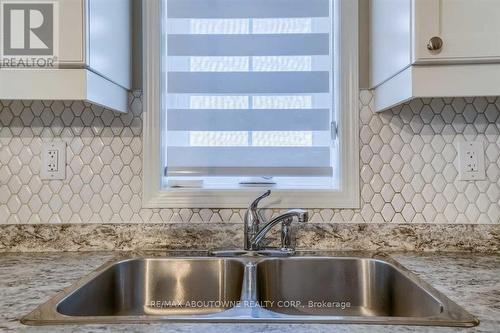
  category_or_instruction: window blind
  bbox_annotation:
[162,0,335,184]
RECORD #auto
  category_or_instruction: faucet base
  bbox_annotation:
[209,248,295,257]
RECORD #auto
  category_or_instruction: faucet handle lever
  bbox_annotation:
[244,190,271,251]
[249,190,271,211]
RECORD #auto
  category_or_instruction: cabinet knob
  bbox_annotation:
[427,36,443,52]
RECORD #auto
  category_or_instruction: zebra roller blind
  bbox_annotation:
[162,0,337,187]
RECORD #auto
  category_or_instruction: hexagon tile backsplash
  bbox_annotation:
[0,91,499,224]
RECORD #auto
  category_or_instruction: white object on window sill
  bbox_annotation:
[167,179,204,188]
[239,177,277,186]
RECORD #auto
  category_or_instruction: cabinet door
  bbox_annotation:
[414,0,500,63]
[0,0,84,66]
[57,0,85,65]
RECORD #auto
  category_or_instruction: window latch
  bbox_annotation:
[331,121,338,141]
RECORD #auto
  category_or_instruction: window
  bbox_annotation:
[143,0,359,208]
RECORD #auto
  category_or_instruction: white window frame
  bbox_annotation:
[142,0,359,208]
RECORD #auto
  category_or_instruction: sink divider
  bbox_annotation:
[240,262,258,304]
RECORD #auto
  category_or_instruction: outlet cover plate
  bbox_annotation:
[41,142,66,180]
[457,141,485,181]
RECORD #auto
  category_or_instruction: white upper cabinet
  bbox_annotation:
[0,0,132,112]
[370,0,411,88]
[87,0,132,89]
[414,0,500,64]
[370,0,500,112]
[57,0,86,65]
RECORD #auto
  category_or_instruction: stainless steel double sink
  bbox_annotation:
[22,252,479,327]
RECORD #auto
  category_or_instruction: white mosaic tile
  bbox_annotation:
[0,90,499,224]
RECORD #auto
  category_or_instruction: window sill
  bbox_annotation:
[142,188,359,209]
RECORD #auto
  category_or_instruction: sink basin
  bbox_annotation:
[58,258,244,316]
[257,258,442,317]
[22,253,479,327]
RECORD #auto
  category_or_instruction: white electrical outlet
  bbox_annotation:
[41,142,66,180]
[457,141,485,181]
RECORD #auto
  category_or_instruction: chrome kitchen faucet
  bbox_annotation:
[243,190,308,254]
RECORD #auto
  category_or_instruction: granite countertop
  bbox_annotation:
[1,251,499,332]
